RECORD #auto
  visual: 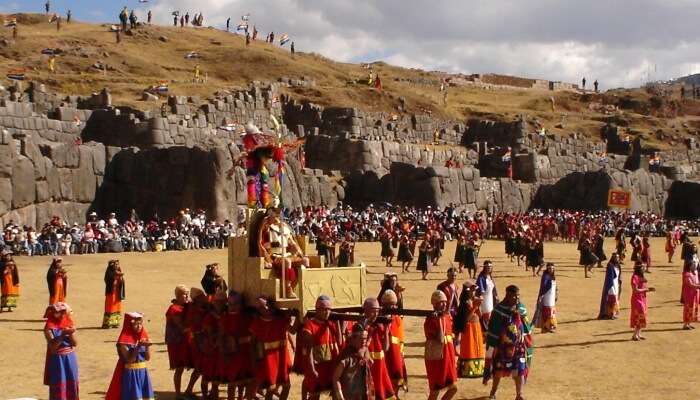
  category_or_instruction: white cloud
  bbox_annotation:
[135,0,700,88]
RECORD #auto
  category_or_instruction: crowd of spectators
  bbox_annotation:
[2,204,698,256]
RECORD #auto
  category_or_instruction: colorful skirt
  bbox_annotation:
[102,294,122,328]
[1,286,18,309]
[458,321,485,378]
[46,352,79,400]
[538,306,557,332]
[683,301,698,324]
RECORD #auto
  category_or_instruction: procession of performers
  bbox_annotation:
[30,204,700,400]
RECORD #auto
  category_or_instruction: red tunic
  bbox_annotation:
[366,322,395,400]
[424,313,458,391]
[165,303,191,369]
[385,315,406,392]
[220,311,253,383]
[185,305,208,372]
[249,315,292,388]
[201,313,223,380]
[301,318,341,393]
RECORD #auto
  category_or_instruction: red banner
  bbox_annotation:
[608,189,631,208]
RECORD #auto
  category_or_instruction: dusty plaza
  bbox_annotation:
[2,237,698,400]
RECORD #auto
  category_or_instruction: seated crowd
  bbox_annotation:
[2,204,698,256]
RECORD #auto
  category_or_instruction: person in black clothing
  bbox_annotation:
[226,17,230,31]
[66,10,71,23]
[200,263,227,297]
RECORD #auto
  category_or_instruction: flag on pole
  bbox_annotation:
[279,33,290,46]
[7,68,26,81]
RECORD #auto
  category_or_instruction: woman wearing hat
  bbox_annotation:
[424,290,458,400]
[43,302,79,400]
[106,312,154,400]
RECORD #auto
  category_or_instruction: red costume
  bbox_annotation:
[249,315,292,388]
[366,322,395,400]
[385,315,406,392]
[424,313,458,391]
[301,318,341,393]
[220,311,253,383]
[165,303,191,369]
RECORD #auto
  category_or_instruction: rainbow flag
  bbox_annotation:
[279,33,290,46]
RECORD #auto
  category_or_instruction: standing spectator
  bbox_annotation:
[245,31,250,46]
[66,10,71,23]
[594,80,599,93]
[45,1,50,14]
[269,31,275,43]
[180,15,184,28]
[291,42,295,57]
[582,77,586,90]
[173,14,178,27]
[119,7,128,32]
[185,12,190,25]
[147,10,152,24]
[226,17,230,31]
[129,10,137,29]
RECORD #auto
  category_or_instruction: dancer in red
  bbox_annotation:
[220,290,252,400]
[381,290,407,396]
[247,296,299,400]
[358,297,395,400]
[424,290,458,400]
[165,285,197,399]
[301,295,342,399]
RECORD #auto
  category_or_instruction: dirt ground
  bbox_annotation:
[1,237,698,400]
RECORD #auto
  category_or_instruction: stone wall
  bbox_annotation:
[283,101,464,144]
[304,134,477,175]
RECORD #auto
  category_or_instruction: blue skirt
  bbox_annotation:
[47,352,79,400]
[122,366,154,400]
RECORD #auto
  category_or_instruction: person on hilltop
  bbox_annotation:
[483,285,533,400]
[45,1,50,14]
[147,10,152,24]
[129,10,137,30]
[119,7,128,32]
[582,77,586,90]
[226,17,230,31]
[594,80,599,93]
[66,10,71,23]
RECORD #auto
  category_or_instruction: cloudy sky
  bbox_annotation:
[7,0,700,88]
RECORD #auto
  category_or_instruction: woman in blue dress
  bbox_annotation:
[43,302,79,400]
[106,312,154,400]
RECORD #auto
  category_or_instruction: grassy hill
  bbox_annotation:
[1,13,700,149]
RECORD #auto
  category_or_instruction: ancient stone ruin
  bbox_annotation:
[1,79,699,228]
